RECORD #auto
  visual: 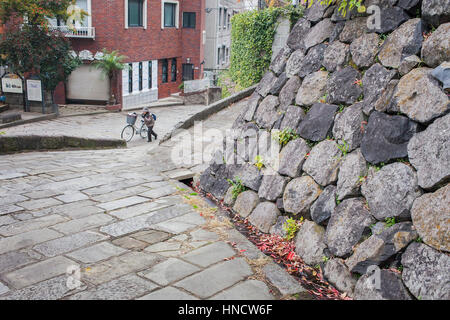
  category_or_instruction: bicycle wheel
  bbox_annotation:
[140,123,148,139]
[121,125,135,142]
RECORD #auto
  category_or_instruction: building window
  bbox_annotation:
[128,0,144,27]
[223,8,227,28]
[171,58,177,82]
[139,62,143,91]
[128,63,133,93]
[148,61,152,89]
[217,48,220,65]
[162,59,168,83]
[183,12,196,28]
[164,3,177,27]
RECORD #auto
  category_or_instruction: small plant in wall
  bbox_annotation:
[254,155,265,171]
[272,128,298,147]
[226,176,246,200]
[307,0,367,17]
[385,216,397,228]
[283,217,303,241]
[336,139,350,157]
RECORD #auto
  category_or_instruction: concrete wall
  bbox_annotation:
[271,16,291,62]
[67,65,109,102]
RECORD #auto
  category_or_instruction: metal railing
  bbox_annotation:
[48,26,95,39]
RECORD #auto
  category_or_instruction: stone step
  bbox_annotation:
[0,104,9,113]
[1,112,21,124]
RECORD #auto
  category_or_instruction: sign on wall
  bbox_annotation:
[1,74,23,93]
[26,79,43,102]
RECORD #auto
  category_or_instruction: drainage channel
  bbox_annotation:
[176,176,347,300]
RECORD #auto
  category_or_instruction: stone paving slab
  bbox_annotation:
[2,256,78,289]
[181,242,236,268]
[0,228,63,255]
[66,242,128,264]
[139,258,201,286]
[174,258,254,299]
[33,231,109,257]
[0,214,68,237]
[210,280,274,300]
[68,274,159,300]
[138,286,198,300]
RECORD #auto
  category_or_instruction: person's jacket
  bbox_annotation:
[143,113,155,127]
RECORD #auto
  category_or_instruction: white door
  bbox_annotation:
[67,65,109,102]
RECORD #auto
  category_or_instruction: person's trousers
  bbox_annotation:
[147,126,157,141]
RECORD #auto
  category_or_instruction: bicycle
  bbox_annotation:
[121,112,148,142]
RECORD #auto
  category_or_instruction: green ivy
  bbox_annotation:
[230,6,303,89]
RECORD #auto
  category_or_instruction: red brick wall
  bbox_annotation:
[61,0,205,103]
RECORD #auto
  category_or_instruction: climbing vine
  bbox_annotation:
[230,5,303,88]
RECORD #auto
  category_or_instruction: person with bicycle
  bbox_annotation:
[142,107,157,142]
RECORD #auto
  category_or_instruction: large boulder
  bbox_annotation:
[332,102,365,152]
[258,173,289,202]
[323,258,357,297]
[422,0,450,27]
[278,138,310,178]
[233,190,260,218]
[339,17,368,43]
[361,163,422,220]
[237,163,263,191]
[408,113,450,189]
[303,18,334,50]
[373,79,400,113]
[286,49,306,78]
[421,23,450,68]
[279,76,302,111]
[287,18,311,51]
[325,198,375,258]
[360,111,418,164]
[346,222,418,274]
[248,202,280,233]
[354,269,413,300]
[283,176,322,216]
[305,0,330,22]
[256,71,279,97]
[350,33,380,68]
[241,92,262,122]
[269,72,288,95]
[392,68,449,123]
[270,46,292,76]
[296,71,329,106]
[294,220,327,266]
[411,185,450,252]
[336,149,368,201]
[303,140,342,186]
[322,41,350,72]
[254,95,280,129]
[374,6,410,34]
[378,18,423,69]
[297,44,327,78]
[310,185,336,225]
[327,67,363,105]
[401,242,450,300]
[279,105,306,132]
[298,103,338,142]
[361,63,397,115]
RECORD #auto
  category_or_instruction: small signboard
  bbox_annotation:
[26,79,43,102]
[1,74,23,93]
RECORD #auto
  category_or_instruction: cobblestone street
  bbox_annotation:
[0,101,306,300]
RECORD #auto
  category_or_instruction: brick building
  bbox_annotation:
[52,0,206,110]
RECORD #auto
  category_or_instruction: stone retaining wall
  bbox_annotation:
[198,0,450,300]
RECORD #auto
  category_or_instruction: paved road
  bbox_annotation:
[0,102,307,300]
[2,104,207,148]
